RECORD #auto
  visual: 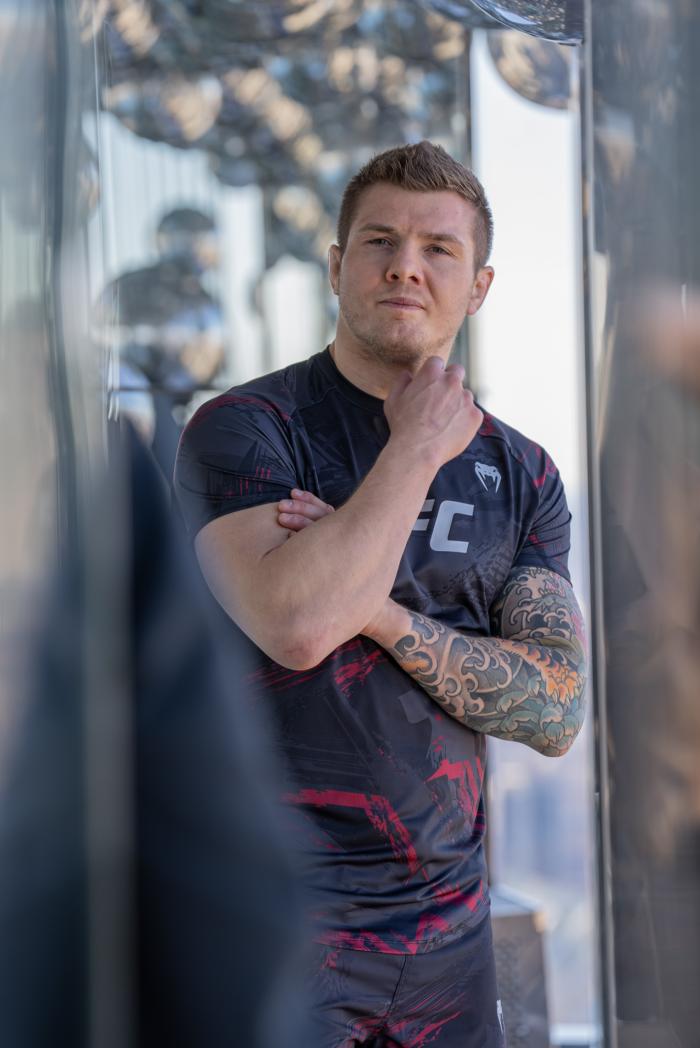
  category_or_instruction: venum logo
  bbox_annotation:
[412,499,475,554]
[475,461,501,493]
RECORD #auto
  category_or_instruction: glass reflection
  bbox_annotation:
[487,30,574,109]
[96,207,225,475]
[425,0,582,44]
[88,1,595,1041]
[95,0,480,442]
[470,30,595,1041]
[583,0,700,1043]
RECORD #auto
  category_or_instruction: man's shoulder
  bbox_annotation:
[185,354,323,435]
[476,408,560,486]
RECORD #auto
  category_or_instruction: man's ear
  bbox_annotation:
[328,244,342,296]
[466,266,495,317]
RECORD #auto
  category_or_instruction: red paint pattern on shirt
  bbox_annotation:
[247,638,383,695]
[333,648,385,695]
[426,757,484,821]
[283,788,422,877]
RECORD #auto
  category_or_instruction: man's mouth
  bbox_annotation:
[379,298,424,311]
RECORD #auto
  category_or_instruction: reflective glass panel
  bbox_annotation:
[471,28,599,1045]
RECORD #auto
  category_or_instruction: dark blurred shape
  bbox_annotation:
[0,423,307,1048]
[487,29,573,109]
[585,1,700,1044]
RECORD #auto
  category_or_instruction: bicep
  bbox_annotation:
[492,566,587,656]
[194,504,290,632]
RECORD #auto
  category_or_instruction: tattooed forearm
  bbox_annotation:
[388,567,588,756]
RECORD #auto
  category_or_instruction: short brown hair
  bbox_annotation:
[336,141,494,271]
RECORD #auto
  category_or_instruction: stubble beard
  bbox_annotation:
[338,295,447,371]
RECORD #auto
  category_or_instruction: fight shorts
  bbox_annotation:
[305,912,506,1047]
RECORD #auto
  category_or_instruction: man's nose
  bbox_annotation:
[385,244,422,284]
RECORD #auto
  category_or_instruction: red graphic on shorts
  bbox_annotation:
[386,1011,462,1047]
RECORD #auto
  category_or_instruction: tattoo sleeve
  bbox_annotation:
[389,567,588,756]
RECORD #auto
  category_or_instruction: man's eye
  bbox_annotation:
[368,238,391,246]
[428,245,450,255]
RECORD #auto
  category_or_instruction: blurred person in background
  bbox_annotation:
[93,207,226,480]
[174,141,588,1048]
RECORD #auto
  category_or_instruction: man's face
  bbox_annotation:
[329,184,493,369]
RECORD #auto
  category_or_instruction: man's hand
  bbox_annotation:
[384,357,483,469]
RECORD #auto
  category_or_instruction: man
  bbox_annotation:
[174,141,588,1047]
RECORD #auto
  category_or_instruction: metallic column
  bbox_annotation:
[0,1,134,1044]
[581,2,700,1045]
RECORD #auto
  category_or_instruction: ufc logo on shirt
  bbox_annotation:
[412,499,475,554]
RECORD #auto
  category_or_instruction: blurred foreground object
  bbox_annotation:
[0,425,307,1048]
[585,0,700,1042]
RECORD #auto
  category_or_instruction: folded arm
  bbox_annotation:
[192,358,483,671]
[365,566,588,757]
[194,446,435,671]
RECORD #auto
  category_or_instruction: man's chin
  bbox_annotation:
[360,336,431,370]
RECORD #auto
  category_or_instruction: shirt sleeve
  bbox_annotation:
[173,392,300,539]
[513,447,572,584]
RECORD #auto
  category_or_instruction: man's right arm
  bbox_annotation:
[193,357,482,670]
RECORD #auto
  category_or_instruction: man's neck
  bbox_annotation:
[328,341,391,399]
[329,337,440,400]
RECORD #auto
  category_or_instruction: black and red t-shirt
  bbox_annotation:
[173,348,571,955]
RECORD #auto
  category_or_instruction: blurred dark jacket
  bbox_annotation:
[0,422,306,1048]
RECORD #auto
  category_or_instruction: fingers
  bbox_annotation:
[278,512,317,531]
[394,357,465,394]
[278,491,334,532]
[386,369,413,407]
[415,356,445,384]
[278,497,333,520]
[289,489,333,508]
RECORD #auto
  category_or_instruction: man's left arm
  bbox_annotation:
[364,565,588,757]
